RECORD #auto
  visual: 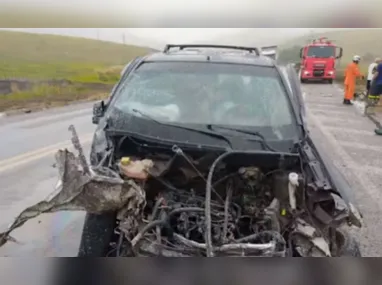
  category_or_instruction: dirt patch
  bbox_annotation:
[0,82,112,113]
[0,79,73,95]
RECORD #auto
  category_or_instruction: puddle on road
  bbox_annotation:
[352,100,366,115]
[0,211,84,257]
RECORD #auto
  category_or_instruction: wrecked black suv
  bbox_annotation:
[80,44,363,257]
[0,44,363,257]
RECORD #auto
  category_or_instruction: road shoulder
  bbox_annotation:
[304,83,382,256]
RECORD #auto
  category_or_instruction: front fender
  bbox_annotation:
[306,136,363,228]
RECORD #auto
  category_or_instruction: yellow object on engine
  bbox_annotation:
[120,157,131,166]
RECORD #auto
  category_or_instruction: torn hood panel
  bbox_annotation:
[0,149,146,248]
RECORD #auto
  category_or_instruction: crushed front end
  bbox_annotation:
[0,126,362,257]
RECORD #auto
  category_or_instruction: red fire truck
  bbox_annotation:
[299,37,343,84]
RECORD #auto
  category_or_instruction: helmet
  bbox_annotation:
[353,55,361,62]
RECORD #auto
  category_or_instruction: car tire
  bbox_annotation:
[336,229,362,257]
[78,212,117,257]
[300,78,306,84]
[328,79,333,84]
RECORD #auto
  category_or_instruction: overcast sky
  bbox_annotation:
[2,0,364,25]
[127,28,318,43]
[129,28,240,42]
[126,28,288,42]
[1,0,377,30]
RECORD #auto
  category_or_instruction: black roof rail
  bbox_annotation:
[163,44,260,55]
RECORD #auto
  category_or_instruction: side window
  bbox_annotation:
[107,57,142,103]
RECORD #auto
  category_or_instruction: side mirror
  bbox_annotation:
[336,47,343,59]
[299,48,303,59]
[92,101,106,124]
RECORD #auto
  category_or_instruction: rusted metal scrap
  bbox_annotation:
[0,149,145,248]
[68,124,91,175]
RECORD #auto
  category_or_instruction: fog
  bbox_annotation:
[0,28,333,49]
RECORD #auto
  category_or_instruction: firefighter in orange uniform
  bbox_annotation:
[343,55,364,105]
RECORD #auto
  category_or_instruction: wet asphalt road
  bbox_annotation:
[0,102,95,257]
[303,83,382,257]
[1,83,382,257]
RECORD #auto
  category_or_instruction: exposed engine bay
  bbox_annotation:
[108,141,330,257]
[0,126,362,257]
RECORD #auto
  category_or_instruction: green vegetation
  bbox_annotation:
[278,45,303,65]
[0,84,109,111]
[0,30,152,112]
[0,30,150,83]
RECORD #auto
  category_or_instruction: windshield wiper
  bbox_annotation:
[131,109,233,150]
[206,124,278,152]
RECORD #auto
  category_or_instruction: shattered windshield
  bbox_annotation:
[109,62,298,139]
[306,46,335,58]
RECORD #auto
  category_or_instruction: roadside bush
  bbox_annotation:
[278,45,302,64]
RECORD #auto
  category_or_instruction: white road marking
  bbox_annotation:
[21,109,91,127]
[0,134,93,174]
[307,103,344,110]
[339,141,382,153]
[310,108,360,117]
[324,126,373,136]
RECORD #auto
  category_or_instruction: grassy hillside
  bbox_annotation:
[0,30,151,82]
[0,30,152,112]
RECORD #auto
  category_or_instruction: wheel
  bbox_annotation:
[78,212,117,257]
[300,78,306,84]
[335,229,361,257]
[328,79,333,84]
